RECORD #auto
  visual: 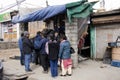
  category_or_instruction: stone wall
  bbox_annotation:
[0,42,18,50]
[65,19,78,67]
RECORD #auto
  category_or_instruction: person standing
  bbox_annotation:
[59,35,72,76]
[18,33,24,65]
[34,31,42,65]
[39,33,49,73]
[46,35,59,77]
[78,32,88,61]
[23,31,33,72]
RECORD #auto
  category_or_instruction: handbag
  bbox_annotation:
[70,47,75,54]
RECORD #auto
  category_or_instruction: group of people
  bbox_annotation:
[18,29,72,77]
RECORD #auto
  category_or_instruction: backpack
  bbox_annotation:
[34,36,41,49]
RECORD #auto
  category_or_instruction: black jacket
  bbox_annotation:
[23,37,33,54]
[48,41,59,60]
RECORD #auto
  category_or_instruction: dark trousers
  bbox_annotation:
[50,59,58,77]
[35,49,41,65]
[20,50,24,65]
[40,54,49,71]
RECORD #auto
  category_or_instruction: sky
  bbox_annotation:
[0,0,120,13]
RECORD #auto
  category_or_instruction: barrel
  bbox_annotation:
[112,48,120,60]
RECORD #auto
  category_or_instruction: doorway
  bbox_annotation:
[81,26,91,58]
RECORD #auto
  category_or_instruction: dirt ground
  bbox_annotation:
[0,48,20,61]
[0,49,120,80]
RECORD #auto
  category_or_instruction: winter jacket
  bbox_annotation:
[59,40,71,59]
[47,41,59,60]
[39,38,49,54]
[23,37,33,54]
[34,34,42,50]
[18,37,23,51]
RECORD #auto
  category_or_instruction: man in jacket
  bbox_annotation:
[39,33,49,73]
[18,33,24,65]
[23,31,33,72]
[34,31,42,65]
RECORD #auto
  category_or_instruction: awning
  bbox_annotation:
[12,0,96,23]
[66,0,96,23]
[12,5,66,23]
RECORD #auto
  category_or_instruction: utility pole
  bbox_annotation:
[99,0,105,12]
[16,0,21,14]
[46,0,48,7]
[16,0,19,10]
[100,0,105,9]
[0,4,3,9]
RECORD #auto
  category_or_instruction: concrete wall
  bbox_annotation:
[65,19,78,67]
[96,23,120,58]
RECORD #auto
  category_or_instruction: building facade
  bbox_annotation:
[91,9,120,59]
[0,12,20,42]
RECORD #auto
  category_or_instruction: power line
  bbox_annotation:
[0,0,25,13]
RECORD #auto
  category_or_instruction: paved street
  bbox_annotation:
[1,49,120,80]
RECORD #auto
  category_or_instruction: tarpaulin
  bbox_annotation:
[66,0,97,23]
[12,5,66,23]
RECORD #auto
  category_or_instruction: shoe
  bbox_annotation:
[67,74,72,76]
[28,69,32,71]
[42,71,48,74]
[26,69,32,72]
[52,75,57,78]
[60,74,66,76]
[21,63,24,65]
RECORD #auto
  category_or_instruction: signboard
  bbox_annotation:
[0,12,11,22]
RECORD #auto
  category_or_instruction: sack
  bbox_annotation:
[70,47,75,54]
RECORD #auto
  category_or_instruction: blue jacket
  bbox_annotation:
[39,38,49,54]
[59,40,71,59]
[35,34,42,41]
[18,37,23,51]
[34,34,42,49]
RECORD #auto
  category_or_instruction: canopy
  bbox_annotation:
[66,0,96,22]
[12,5,66,23]
[12,0,96,23]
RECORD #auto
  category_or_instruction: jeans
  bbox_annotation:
[20,50,24,65]
[31,51,36,63]
[50,60,58,77]
[24,54,31,71]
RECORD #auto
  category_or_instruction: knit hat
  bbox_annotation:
[24,31,29,36]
